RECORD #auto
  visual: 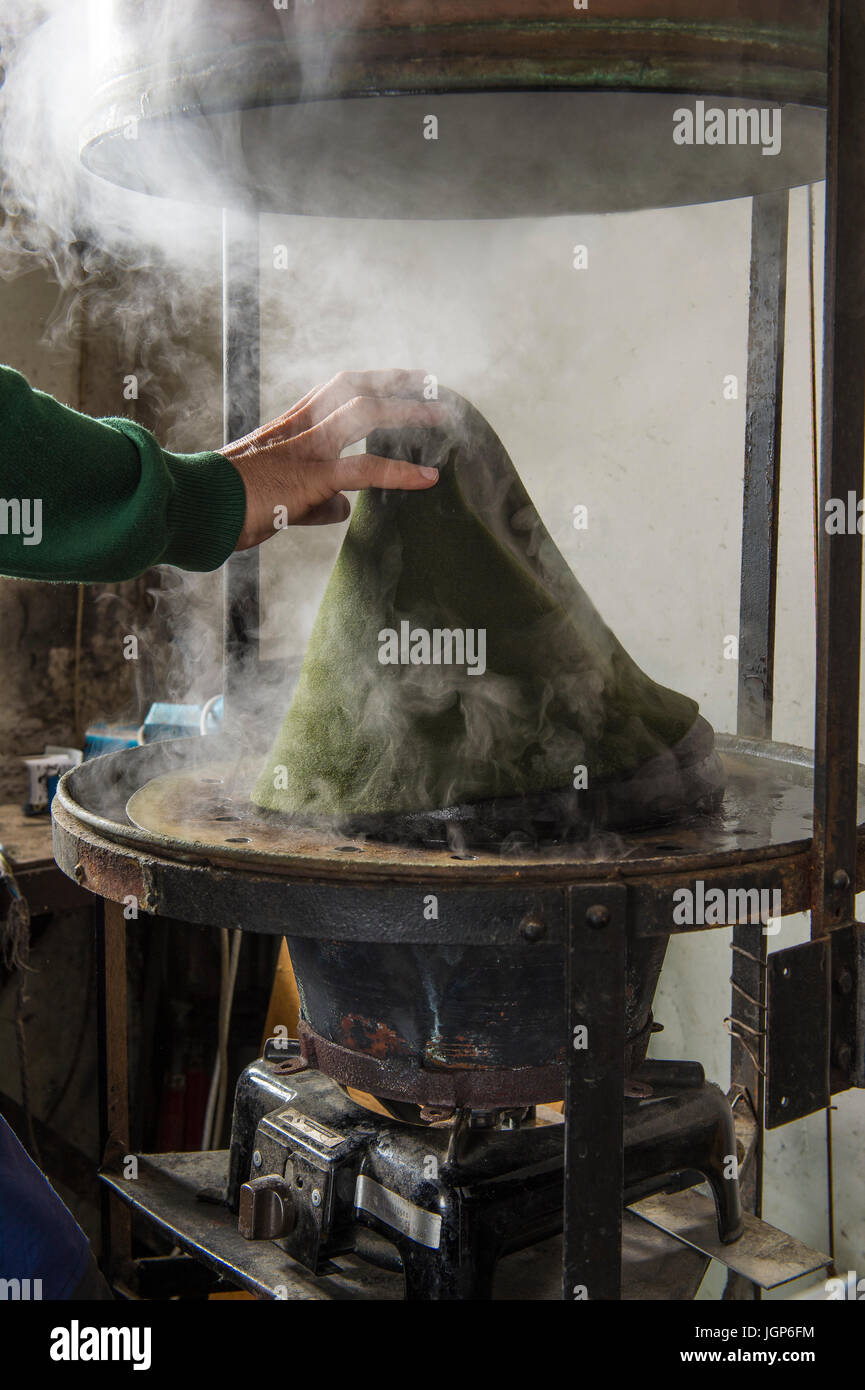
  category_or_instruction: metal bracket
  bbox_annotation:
[630,1190,830,1291]
[766,936,829,1128]
[828,921,865,1092]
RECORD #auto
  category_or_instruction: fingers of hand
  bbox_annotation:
[309,395,448,456]
[227,371,444,452]
[328,453,440,494]
[291,369,441,432]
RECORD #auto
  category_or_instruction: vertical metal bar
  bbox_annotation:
[737,190,788,739]
[726,190,789,1300]
[222,207,261,729]
[93,906,110,1263]
[97,899,132,1276]
[563,886,626,1301]
[812,0,865,939]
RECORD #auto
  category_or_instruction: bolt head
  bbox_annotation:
[585,904,611,930]
[252,1149,262,1169]
[519,913,546,943]
[311,1188,322,1208]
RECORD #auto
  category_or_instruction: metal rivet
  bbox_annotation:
[585,904,610,929]
[832,868,851,892]
[311,1189,322,1208]
[252,1150,262,1169]
[73,862,85,882]
[836,969,854,996]
[519,913,546,943]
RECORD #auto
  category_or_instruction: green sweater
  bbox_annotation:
[0,365,246,582]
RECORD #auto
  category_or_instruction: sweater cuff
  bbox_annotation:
[160,449,247,571]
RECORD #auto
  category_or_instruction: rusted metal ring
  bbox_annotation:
[297,1017,655,1107]
[298,1020,564,1107]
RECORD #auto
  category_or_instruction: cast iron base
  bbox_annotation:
[229,1048,743,1300]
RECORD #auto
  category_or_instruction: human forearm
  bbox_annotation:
[0,364,245,583]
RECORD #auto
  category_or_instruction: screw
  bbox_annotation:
[252,1150,262,1169]
[585,904,610,930]
[311,1188,322,1208]
[519,913,546,943]
[832,868,851,892]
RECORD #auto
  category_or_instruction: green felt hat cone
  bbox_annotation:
[252,389,723,838]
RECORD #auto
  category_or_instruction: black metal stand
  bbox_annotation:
[726,0,865,1299]
[80,0,865,1303]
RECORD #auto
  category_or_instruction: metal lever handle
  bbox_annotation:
[238,1175,297,1240]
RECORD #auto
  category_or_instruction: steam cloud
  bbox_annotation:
[0,1,735,854]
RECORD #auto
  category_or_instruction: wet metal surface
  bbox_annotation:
[51,733,865,945]
[58,732,865,883]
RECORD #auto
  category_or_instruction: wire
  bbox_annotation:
[214,929,242,1147]
[201,928,242,1150]
[826,1104,836,1264]
[200,933,228,1151]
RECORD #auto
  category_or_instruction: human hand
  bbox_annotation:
[221,369,446,550]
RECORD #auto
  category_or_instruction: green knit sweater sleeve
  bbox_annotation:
[0,364,247,582]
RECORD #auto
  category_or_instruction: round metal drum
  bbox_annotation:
[79,0,828,216]
[52,733,865,1106]
[52,732,865,926]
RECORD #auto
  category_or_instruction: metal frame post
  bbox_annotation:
[222,208,262,729]
[737,191,788,742]
[563,885,627,1300]
[727,189,789,1297]
[812,0,865,941]
[96,899,132,1280]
